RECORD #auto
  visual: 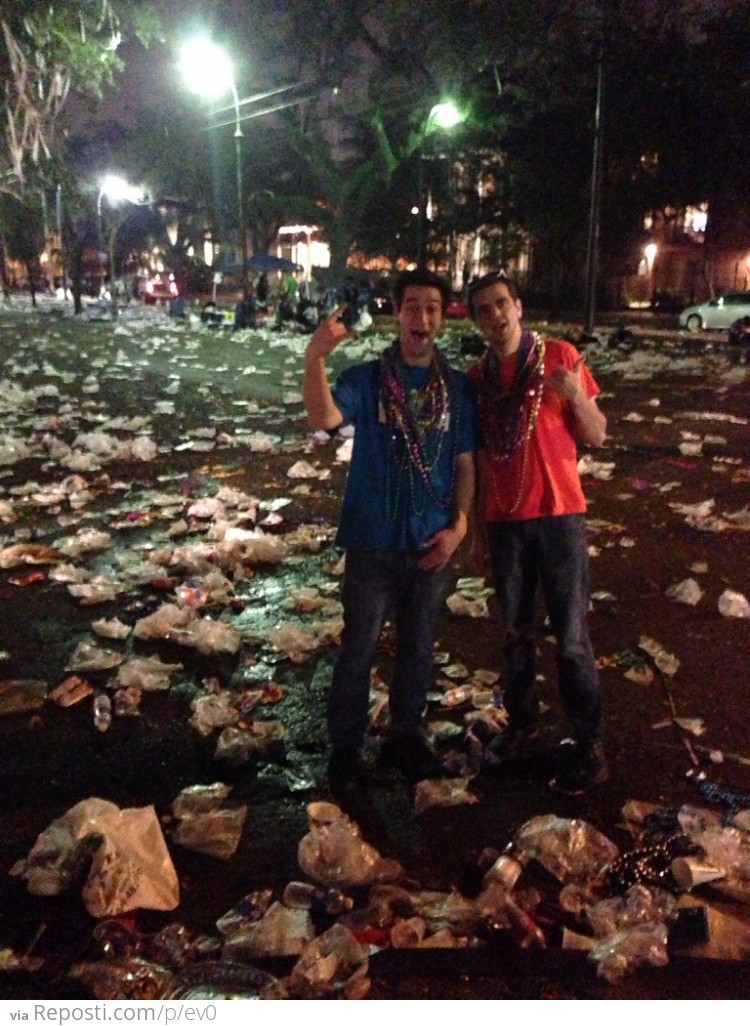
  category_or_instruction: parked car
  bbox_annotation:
[445,295,469,319]
[679,291,750,331]
[140,273,179,305]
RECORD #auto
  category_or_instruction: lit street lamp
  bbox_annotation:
[416,101,462,269]
[97,174,147,319]
[179,39,248,299]
[644,242,658,304]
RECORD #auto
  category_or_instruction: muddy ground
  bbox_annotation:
[0,303,749,999]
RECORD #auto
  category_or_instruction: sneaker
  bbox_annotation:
[486,725,540,765]
[379,734,444,781]
[549,741,609,795]
[327,746,365,792]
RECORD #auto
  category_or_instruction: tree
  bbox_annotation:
[0,192,46,303]
[0,1,160,194]
[63,0,750,309]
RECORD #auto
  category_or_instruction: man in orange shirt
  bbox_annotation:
[468,270,608,795]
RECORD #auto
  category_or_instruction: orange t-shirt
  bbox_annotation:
[470,337,600,522]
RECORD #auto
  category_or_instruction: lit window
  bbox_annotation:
[686,205,708,233]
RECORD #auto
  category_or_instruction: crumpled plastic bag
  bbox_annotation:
[130,436,158,461]
[173,617,242,655]
[172,806,248,860]
[288,923,370,999]
[586,884,676,938]
[514,814,620,884]
[665,578,704,606]
[172,782,232,818]
[0,542,61,568]
[69,957,173,999]
[218,527,288,564]
[66,641,124,672]
[170,783,247,859]
[114,655,182,691]
[414,777,479,814]
[222,901,314,958]
[11,798,179,917]
[287,460,322,479]
[298,802,403,886]
[189,690,239,736]
[133,602,194,640]
[268,623,324,662]
[445,592,490,618]
[718,588,750,619]
[588,922,669,983]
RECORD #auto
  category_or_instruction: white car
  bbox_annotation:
[679,291,750,331]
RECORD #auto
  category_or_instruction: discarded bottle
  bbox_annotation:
[479,877,547,949]
[484,844,531,891]
[93,692,112,732]
[503,895,547,949]
[215,889,274,937]
[282,880,353,916]
[92,918,137,961]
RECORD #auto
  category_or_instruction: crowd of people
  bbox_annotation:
[302,267,609,799]
[227,272,390,333]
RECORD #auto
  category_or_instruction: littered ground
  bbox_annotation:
[1,303,749,999]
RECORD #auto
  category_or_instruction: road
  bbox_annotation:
[0,300,749,999]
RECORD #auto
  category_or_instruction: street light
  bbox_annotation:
[416,101,463,268]
[179,39,248,299]
[644,242,658,304]
[97,174,146,319]
[583,42,605,339]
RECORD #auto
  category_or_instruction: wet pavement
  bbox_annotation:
[1,298,750,999]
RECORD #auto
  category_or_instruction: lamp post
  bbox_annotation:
[179,39,248,299]
[416,101,462,268]
[644,242,658,305]
[97,174,145,319]
[583,42,605,339]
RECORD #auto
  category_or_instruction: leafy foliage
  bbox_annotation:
[0,1,160,191]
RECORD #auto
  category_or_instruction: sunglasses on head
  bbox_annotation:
[467,270,508,298]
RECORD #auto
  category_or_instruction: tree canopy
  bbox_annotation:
[0,1,160,193]
[6,0,750,302]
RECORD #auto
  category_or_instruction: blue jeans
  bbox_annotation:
[327,549,452,750]
[486,514,602,745]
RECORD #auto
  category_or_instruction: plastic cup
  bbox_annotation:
[670,856,726,890]
[306,801,343,827]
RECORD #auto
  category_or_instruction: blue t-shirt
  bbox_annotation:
[331,353,478,552]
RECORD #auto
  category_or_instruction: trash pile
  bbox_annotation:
[4,788,750,998]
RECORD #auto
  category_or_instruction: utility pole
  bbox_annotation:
[583,42,605,339]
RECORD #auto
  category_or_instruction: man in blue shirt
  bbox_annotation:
[303,269,478,791]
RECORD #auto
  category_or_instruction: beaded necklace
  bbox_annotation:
[475,330,545,515]
[378,340,455,517]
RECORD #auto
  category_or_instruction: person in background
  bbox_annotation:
[467,270,608,795]
[256,271,269,307]
[303,268,478,792]
[283,271,299,303]
[233,287,257,330]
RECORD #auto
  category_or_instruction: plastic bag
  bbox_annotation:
[298,802,402,886]
[514,814,619,884]
[414,777,478,814]
[222,902,314,958]
[288,923,370,999]
[83,805,179,917]
[12,798,179,917]
[172,807,247,860]
[589,922,669,983]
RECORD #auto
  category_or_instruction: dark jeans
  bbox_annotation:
[486,514,602,745]
[327,549,452,750]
